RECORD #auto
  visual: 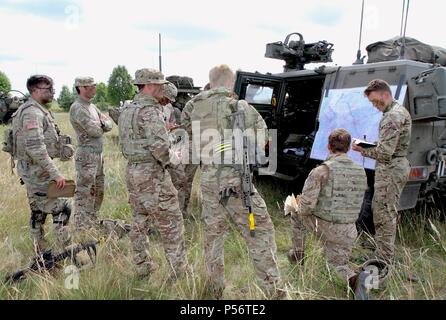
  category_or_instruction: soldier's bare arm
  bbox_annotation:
[22,108,61,181]
[142,109,170,167]
[297,165,328,216]
[361,116,400,162]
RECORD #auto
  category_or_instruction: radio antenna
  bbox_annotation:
[159,33,162,72]
[399,0,410,59]
[353,0,366,65]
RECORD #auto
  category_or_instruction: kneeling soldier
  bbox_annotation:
[288,128,368,298]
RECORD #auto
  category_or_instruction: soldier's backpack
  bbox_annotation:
[366,36,446,66]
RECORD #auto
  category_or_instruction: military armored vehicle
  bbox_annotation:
[234,32,446,226]
[0,90,26,124]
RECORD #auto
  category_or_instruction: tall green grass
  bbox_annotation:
[0,113,445,300]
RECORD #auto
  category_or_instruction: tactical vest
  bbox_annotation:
[313,154,367,224]
[11,100,61,161]
[191,90,240,165]
[118,102,156,163]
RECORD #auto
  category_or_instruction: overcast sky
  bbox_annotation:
[1,0,445,96]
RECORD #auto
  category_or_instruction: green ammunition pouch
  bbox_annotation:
[58,135,75,161]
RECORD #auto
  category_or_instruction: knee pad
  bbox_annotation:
[53,201,72,226]
[31,210,46,228]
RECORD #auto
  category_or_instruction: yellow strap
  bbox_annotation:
[249,212,255,231]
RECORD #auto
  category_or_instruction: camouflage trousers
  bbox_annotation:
[125,162,187,277]
[291,213,357,280]
[168,164,186,217]
[201,169,281,297]
[17,160,71,251]
[372,158,410,262]
[73,148,104,229]
[182,163,198,215]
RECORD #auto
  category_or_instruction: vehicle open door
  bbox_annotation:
[234,71,284,129]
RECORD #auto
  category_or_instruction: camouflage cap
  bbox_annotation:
[74,76,96,87]
[163,82,178,102]
[133,68,168,85]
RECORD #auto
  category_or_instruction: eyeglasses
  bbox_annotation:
[37,86,55,93]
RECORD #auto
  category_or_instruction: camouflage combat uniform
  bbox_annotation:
[191,87,281,297]
[163,103,176,126]
[162,101,187,216]
[181,99,199,215]
[70,83,113,229]
[118,69,187,277]
[12,98,72,250]
[360,101,412,262]
[290,153,367,280]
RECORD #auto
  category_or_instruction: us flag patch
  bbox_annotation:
[25,121,39,129]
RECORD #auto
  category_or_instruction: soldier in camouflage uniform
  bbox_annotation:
[159,82,187,216]
[187,64,282,298]
[289,129,367,289]
[11,75,73,252]
[180,100,199,216]
[69,77,113,230]
[161,82,178,130]
[118,69,187,278]
[352,79,412,262]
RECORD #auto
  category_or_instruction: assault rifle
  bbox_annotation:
[232,102,256,238]
[5,240,99,283]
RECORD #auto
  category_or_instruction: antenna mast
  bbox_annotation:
[159,33,162,72]
[353,0,365,65]
[399,0,410,59]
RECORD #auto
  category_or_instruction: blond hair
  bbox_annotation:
[209,64,234,88]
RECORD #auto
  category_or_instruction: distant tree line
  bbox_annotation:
[57,65,136,111]
[1,66,137,111]
[0,70,12,94]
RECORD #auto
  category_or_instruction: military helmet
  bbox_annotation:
[163,82,178,102]
[133,68,168,85]
[74,76,96,87]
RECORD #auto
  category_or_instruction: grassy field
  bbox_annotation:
[0,113,445,300]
